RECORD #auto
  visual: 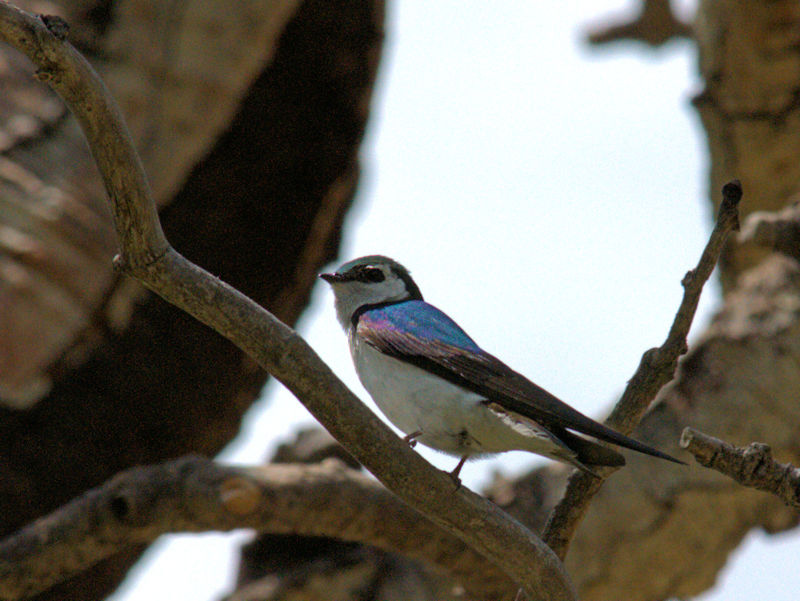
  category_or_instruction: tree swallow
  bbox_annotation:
[320,255,683,483]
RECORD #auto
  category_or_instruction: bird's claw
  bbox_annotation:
[403,430,423,448]
[448,455,469,490]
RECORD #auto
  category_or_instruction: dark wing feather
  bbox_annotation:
[357,302,683,465]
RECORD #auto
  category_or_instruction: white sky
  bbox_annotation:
[112,2,798,600]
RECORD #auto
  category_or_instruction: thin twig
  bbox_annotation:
[0,4,574,600]
[586,0,691,47]
[0,457,516,601]
[543,180,743,559]
[681,428,800,509]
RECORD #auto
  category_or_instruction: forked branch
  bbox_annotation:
[543,180,742,559]
[0,456,521,600]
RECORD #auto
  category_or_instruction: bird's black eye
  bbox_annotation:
[360,266,385,283]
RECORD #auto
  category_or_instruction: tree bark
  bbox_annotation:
[0,1,384,599]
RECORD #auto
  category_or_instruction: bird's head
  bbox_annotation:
[320,255,423,329]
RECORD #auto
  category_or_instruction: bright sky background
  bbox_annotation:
[112,2,798,600]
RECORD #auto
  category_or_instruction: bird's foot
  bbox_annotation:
[448,455,469,490]
[403,430,423,448]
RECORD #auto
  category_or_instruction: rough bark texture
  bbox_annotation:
[0,0,384,599]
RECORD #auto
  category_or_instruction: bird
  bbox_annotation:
[320,255,684,484]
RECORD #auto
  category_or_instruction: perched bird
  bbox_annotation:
[320,255,683,483]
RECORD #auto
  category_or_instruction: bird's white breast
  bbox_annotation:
[348,329,559,458]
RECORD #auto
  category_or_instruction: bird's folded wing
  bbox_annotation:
[356,301,683,464]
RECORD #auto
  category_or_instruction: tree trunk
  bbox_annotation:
[0,1,384,599]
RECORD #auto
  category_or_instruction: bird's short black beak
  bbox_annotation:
[319,272,346,283]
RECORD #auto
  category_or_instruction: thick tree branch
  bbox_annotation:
[543,180,742,559]
[0,3,573,599]
[681,428,800,510]
[0,456,518,601]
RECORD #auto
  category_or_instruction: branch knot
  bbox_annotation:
[38,15,68,40]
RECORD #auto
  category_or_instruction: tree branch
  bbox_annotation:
[586,0,692,48]
[0,3,573,599]
[543,180,742,559]
[680,428,800,510]
[0,456,520,601]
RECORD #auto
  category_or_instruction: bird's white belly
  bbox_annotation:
[350,334,558,458]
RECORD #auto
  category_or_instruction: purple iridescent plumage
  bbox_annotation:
[357,301,482,354]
